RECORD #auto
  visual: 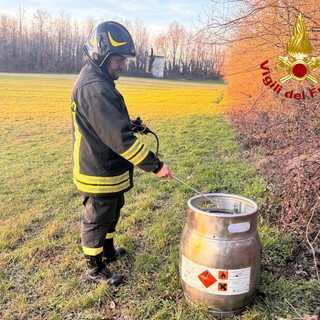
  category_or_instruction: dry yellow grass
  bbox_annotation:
[118,77,226,120]
[0,73,225,123]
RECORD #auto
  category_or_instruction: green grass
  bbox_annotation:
[0,73,319,319]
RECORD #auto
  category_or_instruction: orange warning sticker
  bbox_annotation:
[218,271,228,280]
[218,282,228,291]
[198,270,217,288]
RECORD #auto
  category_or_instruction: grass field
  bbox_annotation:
[0,73,319,319]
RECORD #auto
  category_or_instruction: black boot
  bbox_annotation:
[103,238,126,263]
[85,253,124,286]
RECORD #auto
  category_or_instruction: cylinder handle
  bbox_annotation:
[228,222,251,233]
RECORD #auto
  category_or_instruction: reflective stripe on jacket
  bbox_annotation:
[71,61,161,196]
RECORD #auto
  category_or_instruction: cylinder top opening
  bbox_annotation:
[188,193,258,217]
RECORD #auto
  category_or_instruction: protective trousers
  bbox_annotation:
[81,193,124,256]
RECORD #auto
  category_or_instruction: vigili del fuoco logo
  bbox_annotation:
[260,13,320,100]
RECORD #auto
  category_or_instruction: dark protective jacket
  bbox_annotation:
[71,60,162,196]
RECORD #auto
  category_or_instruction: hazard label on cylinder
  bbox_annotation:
[198,270,217,288]
[181,255,251,295]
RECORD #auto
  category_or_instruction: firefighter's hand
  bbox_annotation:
[156,163,173,179]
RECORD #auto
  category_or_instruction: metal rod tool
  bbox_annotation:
[173,175,221,207]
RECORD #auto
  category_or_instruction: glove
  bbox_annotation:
[131,117,150,135]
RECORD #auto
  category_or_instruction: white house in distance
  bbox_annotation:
[147,55,165,78]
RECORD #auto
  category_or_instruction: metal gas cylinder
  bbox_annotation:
[179,193,261,318]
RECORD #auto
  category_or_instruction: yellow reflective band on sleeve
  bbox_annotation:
[105,232,115,239]
[130,145,149,165]
[120,140,150,166]
[82,246,103,256]
[120,139,142,159]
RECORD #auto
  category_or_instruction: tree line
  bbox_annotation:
[0,8,223,80]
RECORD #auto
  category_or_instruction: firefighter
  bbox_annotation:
[71,21,173,286]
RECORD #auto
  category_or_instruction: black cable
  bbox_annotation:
[148,130,159,157]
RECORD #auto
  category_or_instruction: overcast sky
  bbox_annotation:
[0,0,210,35]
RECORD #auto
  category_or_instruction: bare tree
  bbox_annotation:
[31,10,50,71]
[122,18,150,74]
[0,14,11,70]
[166,21,185,77]
[16,6,27,71]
